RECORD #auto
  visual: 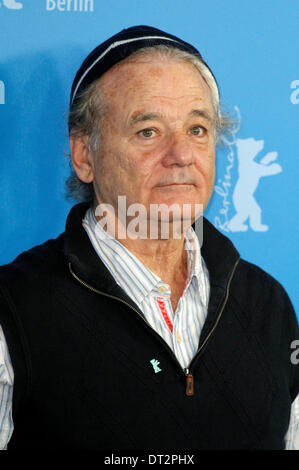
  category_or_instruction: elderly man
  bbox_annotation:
[0,26,298,450]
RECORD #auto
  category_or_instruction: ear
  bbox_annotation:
[69,134,94,183]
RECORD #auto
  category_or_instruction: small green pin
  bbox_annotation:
[150,359,162,373]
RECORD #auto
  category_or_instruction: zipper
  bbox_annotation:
[68,262,183,369]
[68,258,239,396]
[187,257,240,368]
[181,256,240,395]
[184,368,194,396]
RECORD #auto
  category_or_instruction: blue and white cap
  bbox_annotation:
[70,25,218,106]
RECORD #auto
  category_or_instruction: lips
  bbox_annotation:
[155,182,194,188]
[156,181,194,186]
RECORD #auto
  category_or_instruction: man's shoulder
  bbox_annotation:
[238,258,281,286]
[0,233,65,293]
[236,257,281,287]
[203,217,288,296]
[232,257,296,319]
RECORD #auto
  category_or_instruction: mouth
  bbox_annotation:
[156,182,194,187]
[155,183,195,189]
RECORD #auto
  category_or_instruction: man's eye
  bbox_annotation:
[138,128,156,138]
[189,126,205,136]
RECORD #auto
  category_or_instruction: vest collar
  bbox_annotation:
[64,202,240,297]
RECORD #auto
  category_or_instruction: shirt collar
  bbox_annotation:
[83,207,205,305]
[84,208,159,304]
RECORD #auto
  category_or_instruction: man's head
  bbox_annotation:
[67,26,232,221]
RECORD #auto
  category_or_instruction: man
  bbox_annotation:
[0,25,298,450]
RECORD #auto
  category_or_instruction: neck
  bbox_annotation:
[92,202,190,310]
[118,234,189,313]
[121,235,187,282]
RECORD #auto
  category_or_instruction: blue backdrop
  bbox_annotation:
[1,0,298,317]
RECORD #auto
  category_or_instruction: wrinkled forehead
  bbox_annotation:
[99,56,215,117]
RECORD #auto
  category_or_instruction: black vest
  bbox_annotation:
[0,203,298,449]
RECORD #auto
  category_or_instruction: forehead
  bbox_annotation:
[99,56,214,116]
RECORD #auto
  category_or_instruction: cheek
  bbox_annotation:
[207,157,216,193]
[208,150,216,179]
[94,147,149,200]
[118,145,161,180]
[195,146,215,177]
[206,151,216,198]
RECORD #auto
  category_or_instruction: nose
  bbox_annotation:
[162,134,194,167]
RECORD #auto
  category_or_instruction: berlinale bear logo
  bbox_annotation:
[1,0,23,9]
[228,138,282,232]
[214,107,282,233]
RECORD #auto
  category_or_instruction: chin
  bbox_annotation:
[146,198,205,223]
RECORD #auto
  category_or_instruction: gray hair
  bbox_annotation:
[66,45,235,202]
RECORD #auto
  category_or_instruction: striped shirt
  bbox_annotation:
[82,207,210,370]
[0,327,14,449]
[0,207,298,448]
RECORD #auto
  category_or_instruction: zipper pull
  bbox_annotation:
[184,368,194,396]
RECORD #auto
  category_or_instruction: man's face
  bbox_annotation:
[90,57,216,224]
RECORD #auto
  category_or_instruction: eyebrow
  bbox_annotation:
[189,109,213,122]
[129,112,162,126]
[129,108,213,127]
